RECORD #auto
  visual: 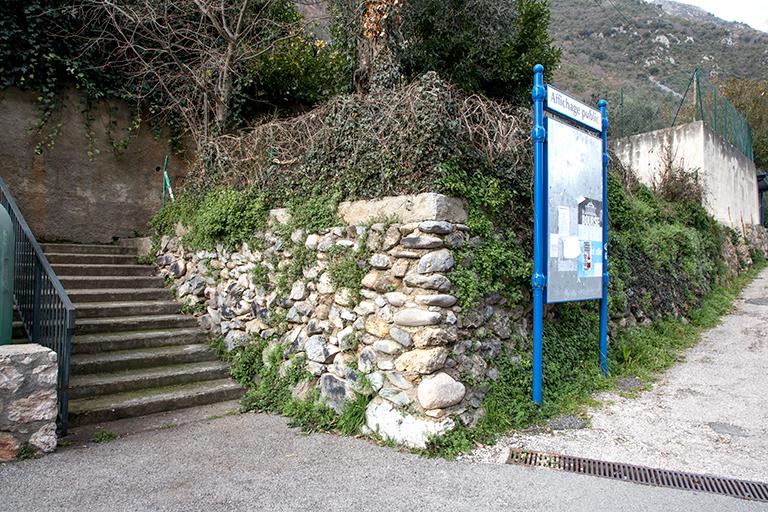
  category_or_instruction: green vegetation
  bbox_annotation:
[239,36,350,112]
[0,1,349,155]
[399,0,561,101]
[436,158,531,309]
[92,430,119,443]
[179,301,206,316]
[326,243,371,304]
[0,0,140,154]
[149,188,269,251]
[282,192,342,237]
[425,262,763,458]
[15,444,36,460]
[230,335,370,436]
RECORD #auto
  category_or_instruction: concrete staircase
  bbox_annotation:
[41,243,243,427]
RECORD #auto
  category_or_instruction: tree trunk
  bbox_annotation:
[215,41,237,130]
[355,0,402,94]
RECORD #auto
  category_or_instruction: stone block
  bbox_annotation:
[338,193,467,226]
[0,344,58,460]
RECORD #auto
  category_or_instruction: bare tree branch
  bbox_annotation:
[79,0,303,149]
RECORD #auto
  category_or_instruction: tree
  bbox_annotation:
[399,0,561,101]
[330,0,560,99]
[329,0,404,93]
[720,78,768,169]
[80,0,304,149]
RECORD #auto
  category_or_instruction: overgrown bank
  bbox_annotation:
[149,74,768,453]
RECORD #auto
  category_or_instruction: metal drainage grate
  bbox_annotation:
[506,449,768,502]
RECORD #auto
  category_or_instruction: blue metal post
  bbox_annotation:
[531,64,547,405]
[598,99,609,376]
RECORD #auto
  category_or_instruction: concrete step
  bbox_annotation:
[59,276,164,290]
[69,361,231,399]
[75,301,180,319]
[71,344,217,374]
[68,288,172,303]
[68,379,244,426]
[74,314,198,335]
[41,243,136,255]
[46,253,138,265]
[40,243,136,254]
[72,328,208,354]
[52,264,156,277]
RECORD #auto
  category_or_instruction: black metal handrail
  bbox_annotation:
[0,176,75,435]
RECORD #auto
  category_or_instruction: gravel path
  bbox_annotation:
[465,268,768,483]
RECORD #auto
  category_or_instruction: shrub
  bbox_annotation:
[399,0,561,101]
[238,36,351,111]
[149,187,269,251]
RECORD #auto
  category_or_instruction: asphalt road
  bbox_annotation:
[1,412,764,512]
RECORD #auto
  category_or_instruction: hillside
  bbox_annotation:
[290,0,765,131]
[549,0,768,103]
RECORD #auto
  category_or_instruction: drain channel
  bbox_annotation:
[505,449,768,502]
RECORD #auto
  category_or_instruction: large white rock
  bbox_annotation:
[416,249,454,274]
[317,272,335,294]
[403,273,452,291]
[393,309,441,327]
[305,336,340,363]
[365,399,455,449]
[338,193,467,226]
[394,347,448,374]
[417,372,466,410]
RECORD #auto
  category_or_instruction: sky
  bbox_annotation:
[680,0,768,33]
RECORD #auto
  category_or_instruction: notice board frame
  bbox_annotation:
[530,64,609,405]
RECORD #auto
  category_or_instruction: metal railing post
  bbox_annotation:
[32,262,41,342]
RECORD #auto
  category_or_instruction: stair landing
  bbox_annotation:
[41,242,243,428]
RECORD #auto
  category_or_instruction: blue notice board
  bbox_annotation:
[530,64,609,405]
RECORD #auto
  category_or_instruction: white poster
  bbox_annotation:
[545,116,604,303]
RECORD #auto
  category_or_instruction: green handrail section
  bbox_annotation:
[0,204,13,345]
[162,155,175,206]
[0,176,75,434]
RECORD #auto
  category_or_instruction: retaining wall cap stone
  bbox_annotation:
[337,193,468,225]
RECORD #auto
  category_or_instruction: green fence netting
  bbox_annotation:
[603,69,754,161]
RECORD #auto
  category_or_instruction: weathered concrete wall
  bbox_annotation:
[0,344,58,461]
[0,88,188,243]
[613,121,760,228]
[701,128,761,227]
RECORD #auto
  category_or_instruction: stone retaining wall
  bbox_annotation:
[156,193,768,448]
[157,194,519,448]
[0,344,58,461]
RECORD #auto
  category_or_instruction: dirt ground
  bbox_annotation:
[465,268,768,483]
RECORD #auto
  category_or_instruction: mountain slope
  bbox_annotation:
[548,0,768,103]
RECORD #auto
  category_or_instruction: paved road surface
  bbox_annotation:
[0,412,763,511]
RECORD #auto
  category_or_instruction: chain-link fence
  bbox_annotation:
[603,69,754,161]
[695,71,754,161]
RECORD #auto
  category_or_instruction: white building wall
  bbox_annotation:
[613,121,759,228]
